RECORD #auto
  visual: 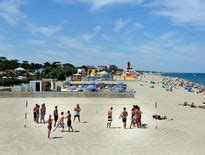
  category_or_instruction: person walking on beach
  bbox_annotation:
[66,111,73,132]
[107,107,113,128]
[74,104,81,122]
[47,114,53,139]
[53,106,58,127]
[40,103,46,123]
[120,107,128,129]
[53,112,65,132]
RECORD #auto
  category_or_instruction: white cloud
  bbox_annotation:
[93,25,101,32]
[54,0,144,10]
[0,0,25,26]
[114,18,132,32]
[151,0,205,30]
[82,25,101,42]
[82,34,93,42]
[26,23,62,36]
[29,40,46,46]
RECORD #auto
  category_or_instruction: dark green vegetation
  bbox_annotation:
[0,57,77,86]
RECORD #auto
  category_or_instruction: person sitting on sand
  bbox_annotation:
[191,102,196,108]
[107,107,113,128]
[53,112,65,132]
[74,104,81,122]
[53,106,58,127]
[152,115,167,120]
[47,115,53,139]
[66,111,73,132]
[40,103,46,123]
[120,107,128,129]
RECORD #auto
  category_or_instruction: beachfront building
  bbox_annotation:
[30,79,55,92]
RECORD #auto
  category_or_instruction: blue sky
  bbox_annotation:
[0,0,205,72]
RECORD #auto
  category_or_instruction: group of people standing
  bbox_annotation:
[33,104,81,139]
[33,103,46,123]
[107,105,142,129]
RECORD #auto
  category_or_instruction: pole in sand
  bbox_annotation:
[155,102,158,130]
[24,101,28,128]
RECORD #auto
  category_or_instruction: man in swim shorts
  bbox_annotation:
[74,104,81,122]
[53,112,65,132]
[66,111,73,132]
[120,107,128,129]
[53,106,58,127]
[107,107,113,128]
[47,115,53,139]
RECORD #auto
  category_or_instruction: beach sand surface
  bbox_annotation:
[0,75,205,155]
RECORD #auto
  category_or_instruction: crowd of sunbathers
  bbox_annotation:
[181,102,205,109]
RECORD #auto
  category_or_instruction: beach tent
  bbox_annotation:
[85,85,96,91]
[69,86,77,91]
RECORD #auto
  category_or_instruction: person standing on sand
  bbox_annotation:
[53,106,58,127]
[107,107,113,128]
[120,107,128,129]
[53,112,65,132]
[130,108,137,129]
[36,104,40,123]
[47,115,53,139]
[40,103,46,123]
[33,104,37,123]
[74,104,81,122]
[66,111,73,132]
[136,106,142,128]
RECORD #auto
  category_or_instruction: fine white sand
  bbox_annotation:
[0,75,205,155]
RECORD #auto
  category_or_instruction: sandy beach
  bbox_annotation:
[0,74,205,155]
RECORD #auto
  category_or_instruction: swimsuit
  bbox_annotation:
[67,120,72,127]
[47,125,52,130]
[108,116,112,122]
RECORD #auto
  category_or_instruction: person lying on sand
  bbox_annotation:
[152,115,173,121]
[198,105,205,109]
[107,107,113,128]
[66,111,73,132]
[53,112,65,132]
[119,107,128,129]
[47,115,53,139]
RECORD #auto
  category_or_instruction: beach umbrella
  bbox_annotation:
[69,86,77,91]
[86,85,96,91]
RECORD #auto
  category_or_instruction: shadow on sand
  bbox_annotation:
[52,136,63,139]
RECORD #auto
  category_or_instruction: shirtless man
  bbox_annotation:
[47,115,53,139]
[53,112,65,132]
[53,106,58,127]
[33,104,37,123]
[107,107,113,128]
[66,111,73,132]
[120,107,128,129]
[40,103,46,123]
[73,104,81,122]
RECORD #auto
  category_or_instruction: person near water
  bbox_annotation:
[53,106,58,127]
[53,112,65,132]
[47,115,53,139]
[33,104,37,123]
[40,103,46,123]
[120,107,128,129]
[136,106,142,128]
[66,111,73,132]
[130,107,137,129]
[73,104,81,122]
[107,107,113,128]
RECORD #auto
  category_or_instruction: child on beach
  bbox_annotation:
[40,103,46,123]
[53,106,58,127]
[107,107,113,128]
[120,107,128,129]
[66,111,73,132]
[53,112,65,132]
[74,104,81,122]
[47,115,53,139]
